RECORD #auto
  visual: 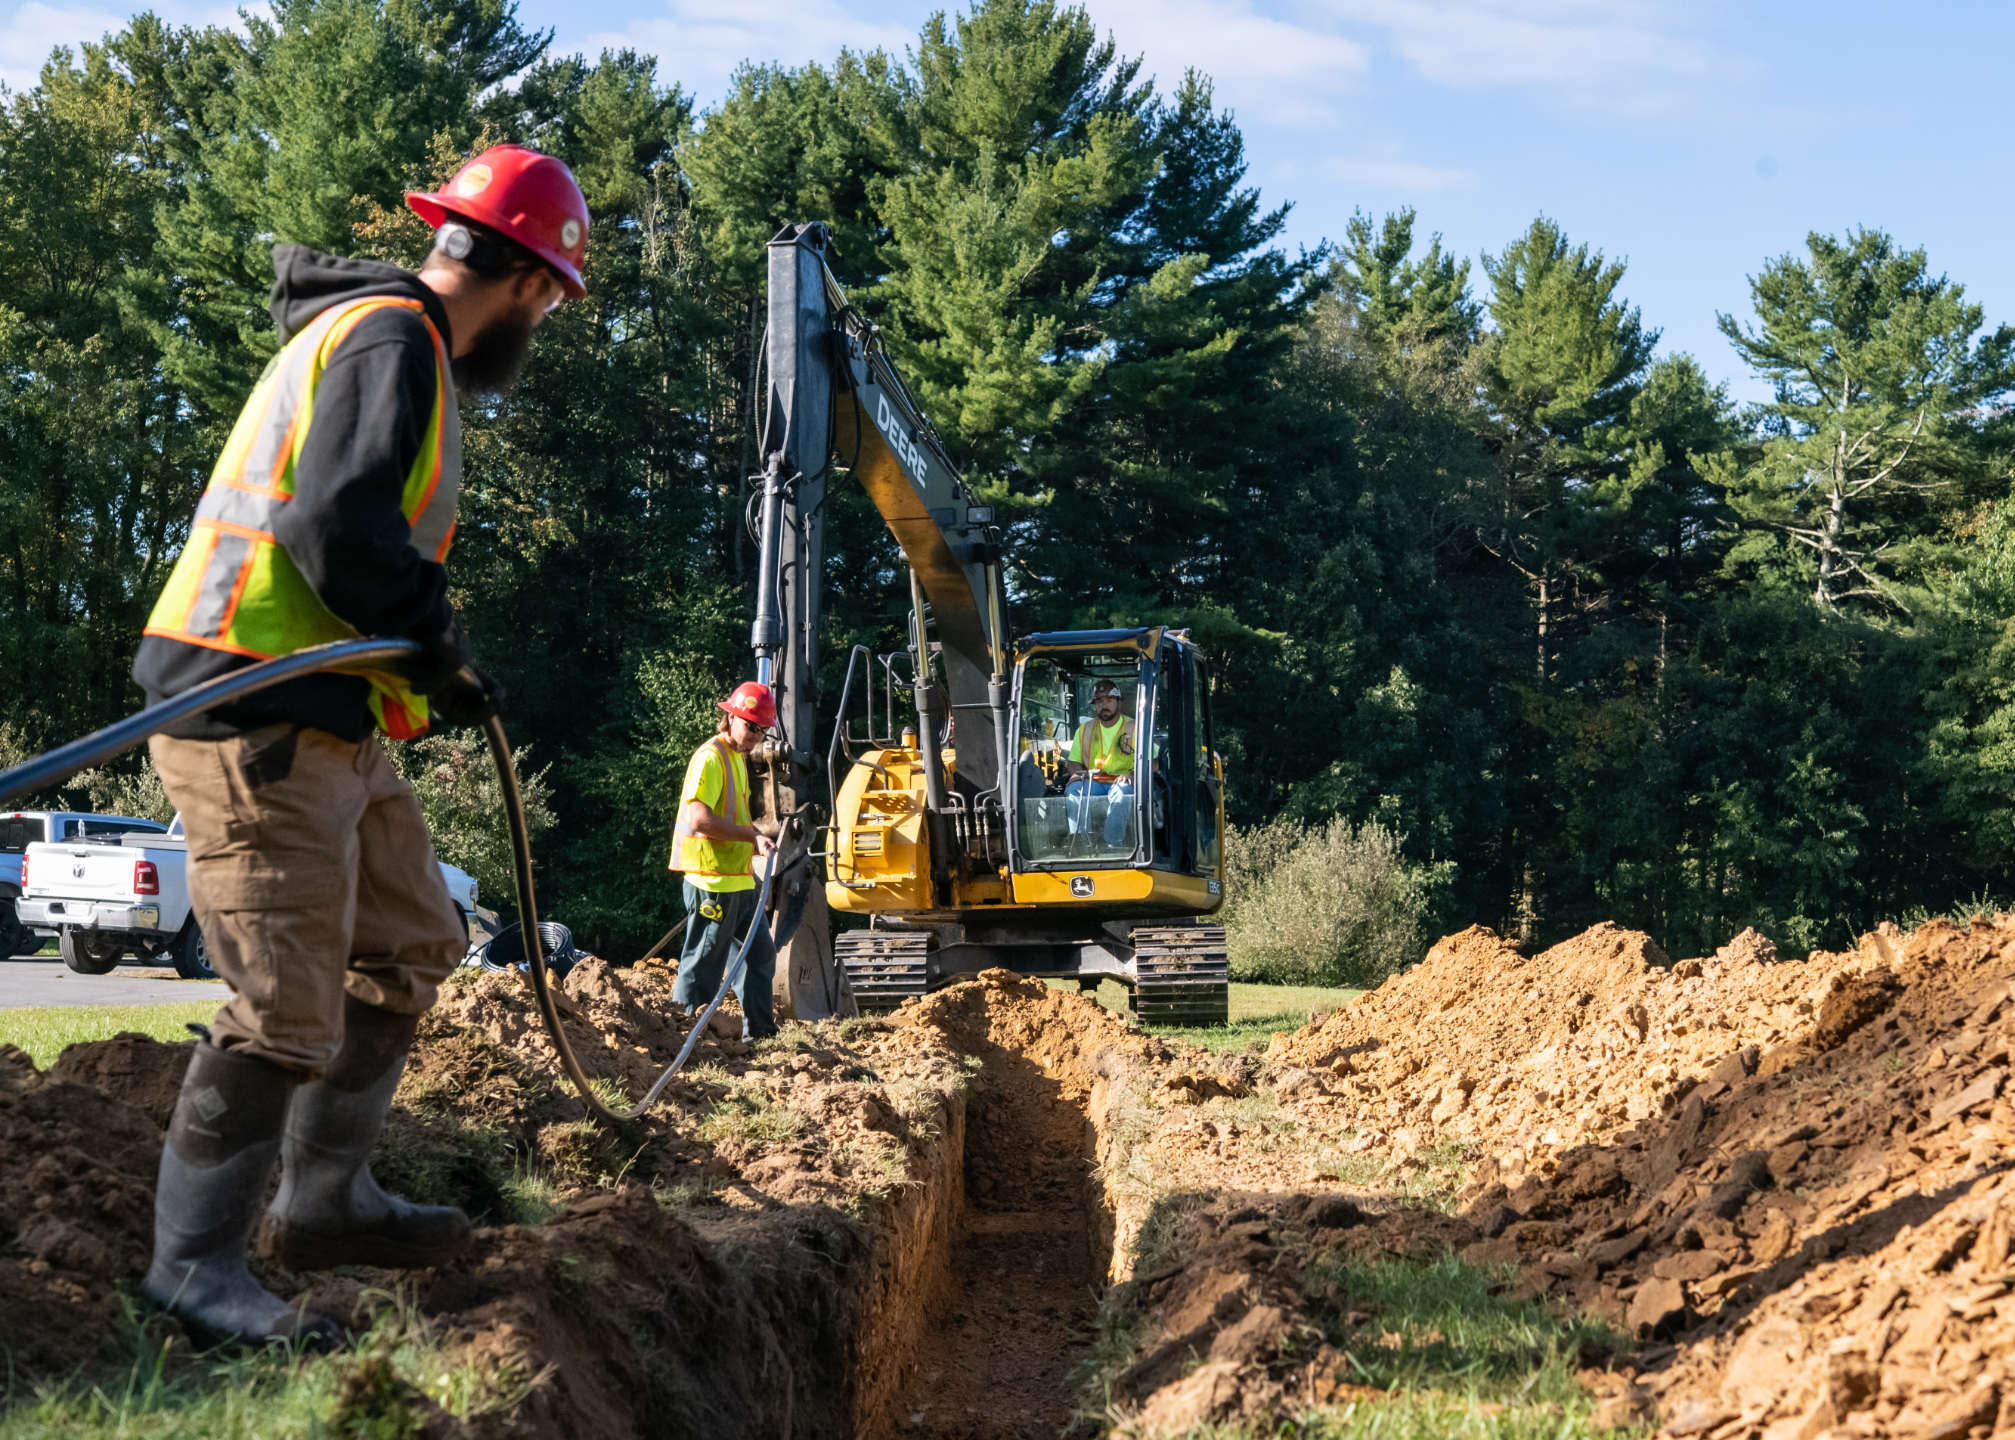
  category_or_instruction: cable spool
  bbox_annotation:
[478,920,581,978]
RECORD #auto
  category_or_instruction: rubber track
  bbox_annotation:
[838,929,932,1015]
[1131,923,1229,1027]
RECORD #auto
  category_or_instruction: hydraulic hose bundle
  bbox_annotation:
[0,637,763,1126]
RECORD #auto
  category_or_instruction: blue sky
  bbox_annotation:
[7,0,2009,402]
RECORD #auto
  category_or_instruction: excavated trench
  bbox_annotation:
[0,971,1139,1440]
[836,977,1134,1439]
[865,1028,1115,1437]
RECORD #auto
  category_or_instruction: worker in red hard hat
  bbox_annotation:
[668,682,781,1040]
[129,144,589,1350]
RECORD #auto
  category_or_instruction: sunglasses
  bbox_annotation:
[518,265,566,315]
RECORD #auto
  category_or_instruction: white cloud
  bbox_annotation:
[1319,0,1714,101]
[2,1,126,92]
[581,0,1377,128]
[573,0,914,105]
[1079,0,1371,128]
[1319,154,1473,191]
[1092,0,1726,129]
[1,0,251,94]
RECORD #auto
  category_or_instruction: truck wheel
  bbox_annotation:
[0,902,32,959]
[169,919,218,981]
[60,928,124,975]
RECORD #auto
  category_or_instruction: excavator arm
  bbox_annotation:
[753,222,1010,806]
[747,223,1011,1014]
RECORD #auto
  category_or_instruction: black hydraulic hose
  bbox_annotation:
[0,638,419,801]
[0,636,749,1127]
[488,705,780,1123]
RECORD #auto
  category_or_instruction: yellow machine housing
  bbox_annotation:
[827,626,1229,1023]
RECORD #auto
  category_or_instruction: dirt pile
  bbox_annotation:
[1267,920,1881,1184]
[1266,914,2015,1439]
[0,1042,165,1383]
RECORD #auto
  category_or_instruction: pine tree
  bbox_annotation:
[1337,207,1479,353]
[874,0,1155,458]
[1717,227,2015,616]
[0,36,196,735]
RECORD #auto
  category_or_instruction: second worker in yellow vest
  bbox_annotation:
[670,681,781,1039]
[129,145,590,1351]
[1065,677,1137,848]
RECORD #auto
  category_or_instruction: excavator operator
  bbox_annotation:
[669,682,781,1040]
[1065,678,1136,847]
[129,145,590,1350]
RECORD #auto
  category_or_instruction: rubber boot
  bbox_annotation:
[142,1042,342,1349]
[263,995,472,1271]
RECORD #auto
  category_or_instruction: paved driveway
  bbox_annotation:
[0,951,228,1008]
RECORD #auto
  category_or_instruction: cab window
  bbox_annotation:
[1013,653,1143,865]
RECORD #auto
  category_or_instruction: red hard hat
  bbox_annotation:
[406,145,589,298]
[720,682,778,730]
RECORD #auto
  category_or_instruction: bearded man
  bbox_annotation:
[128,146,588,1347]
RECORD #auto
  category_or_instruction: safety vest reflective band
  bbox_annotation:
[670,738,754,891]
[143,295,461,740]
[1071,717,1135,778]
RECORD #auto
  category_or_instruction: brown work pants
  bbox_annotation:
[150,724,464,1076]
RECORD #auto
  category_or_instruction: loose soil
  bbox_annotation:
[4,916,2015,1439]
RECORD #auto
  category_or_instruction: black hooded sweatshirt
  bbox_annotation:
[133,245,457,741]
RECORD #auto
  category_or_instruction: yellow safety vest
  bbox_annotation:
[1070,716,1135,778]
[144,295,460,740]
[670,737,754,892]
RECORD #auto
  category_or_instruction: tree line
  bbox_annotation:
[3,0,2011,960]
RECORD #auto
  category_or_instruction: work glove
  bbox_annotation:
[402,616,506,728]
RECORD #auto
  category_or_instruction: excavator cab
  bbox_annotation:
[1009,630,1224,886]
[826,622,1228,1024]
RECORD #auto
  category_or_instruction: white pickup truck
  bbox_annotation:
[18,817,478,980]
[0,810,169,957]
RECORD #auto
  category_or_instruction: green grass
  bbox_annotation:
[1181,1393,1617,1439]
[0,1299,536,1439]
[1081,1248,1623,1439]
[1273,1253,1624,1438]
[0,1002,216,1067]
[1051,978,1362,1053]
[1316,1138,1478,1212]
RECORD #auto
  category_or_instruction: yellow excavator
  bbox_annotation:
[749,224,1227,1025]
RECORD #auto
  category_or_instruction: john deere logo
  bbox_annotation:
[455,163,493,196]
[1069,876,1094,897]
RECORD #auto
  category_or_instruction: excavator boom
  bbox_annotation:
[755,223,1007,800]
[745,222,1226,1026]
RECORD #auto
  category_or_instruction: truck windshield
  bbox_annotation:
[0,817,41,852]
[77,820,165,838]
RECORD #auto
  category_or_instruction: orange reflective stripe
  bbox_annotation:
[167,526,222,634]
[139,626,274,661]
[209,540,258,638]
[321,296,415,356]
[197,517,276,543]
[269,405,303,489]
